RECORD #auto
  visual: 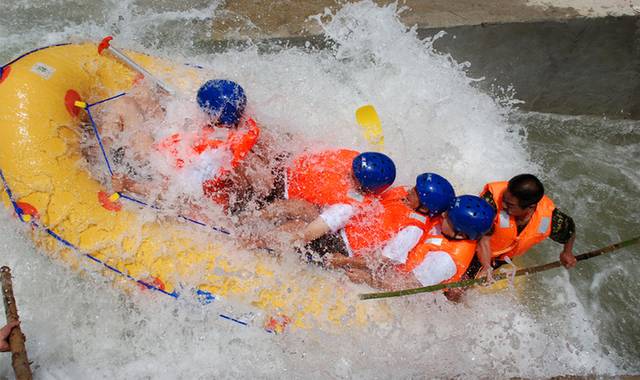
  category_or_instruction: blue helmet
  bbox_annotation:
[447,195,495,240]
[196,79,247,126]
[415,173,455,216]
[352,152,396,193]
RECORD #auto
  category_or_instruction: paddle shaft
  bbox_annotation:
[1,267,32,380]
[359,235,640,300]
[105,45,175,96]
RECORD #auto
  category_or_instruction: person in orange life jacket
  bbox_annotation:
[342,195,495,291]
[87,81,162,189]
[93,80,164,154]
[255,151,396,255]
[110,79,247,195]
[327,172,455,269]
[113,79,273,213]
[166,79,262,210]
[470,174,577,282]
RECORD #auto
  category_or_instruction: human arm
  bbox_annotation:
[410,251,457,287]
[380,226,424,263]
[345,265,422,291]
[293,203,354,243]
[260,199,319,224]
[476,235,495,282]
[345,252,456,290]
[327,225,423,270]
[247,202,346,249]
[559,231,577,268]
[130,130,155,161]
[477,189,498,280]
[326,255,370,270]
[294,216,333,242]
[550,209,577,268]
[98,97,144,135]
[345,250,457,290]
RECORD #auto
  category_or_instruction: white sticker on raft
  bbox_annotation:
[31,62,55,79]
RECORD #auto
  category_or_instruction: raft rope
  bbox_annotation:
[1,167,252,326]
[0,88,250,327]
[81,93,279,242]
[359,235,640,300]
[0,170,25,222]
[0,168,177,296]
[1,43,70,68]
[83,93,127,176]
[81,92,232,235]
[0,44,277,329]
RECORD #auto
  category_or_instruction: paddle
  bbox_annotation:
[98,36,176,96]
[1,267,32,379]
[356,105,384,152]
[359,235,640,300]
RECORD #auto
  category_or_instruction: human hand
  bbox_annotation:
[559,250,577,269]
[252,236,275,250]
[477,266,496,285]
[444,287,465,303]
[0,320,20,352]
[111,173,138,194]
[111,173,129,193]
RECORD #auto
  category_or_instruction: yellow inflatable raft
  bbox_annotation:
[0,42,392,332]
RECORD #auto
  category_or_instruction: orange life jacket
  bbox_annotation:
[286,149,367,206]
[156,118,260,205]
[483,181,555,260]
[156,117,260,170]
[198,118,260,167]
[342,186,430,257]
[396,217,477,283]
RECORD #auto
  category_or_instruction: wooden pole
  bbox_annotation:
[1,266,32,380]
[360,235,640,300]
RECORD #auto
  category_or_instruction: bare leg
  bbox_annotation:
[325,255,368,270]
[279,219,307,233]
[261,199,319,224]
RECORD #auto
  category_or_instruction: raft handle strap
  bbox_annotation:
[0,169,25,221]
[82,93,241,237]
[77,92,129,177]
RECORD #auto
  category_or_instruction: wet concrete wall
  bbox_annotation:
[423,16,640,119]
[206,0,639,119]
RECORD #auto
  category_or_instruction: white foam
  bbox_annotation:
[0,0,630,377]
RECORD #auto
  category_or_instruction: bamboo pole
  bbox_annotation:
[1,267,32,380]
[359,235,640,301]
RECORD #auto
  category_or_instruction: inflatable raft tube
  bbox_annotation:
[0,43,393,332]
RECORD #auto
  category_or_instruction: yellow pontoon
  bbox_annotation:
[0,42,391,332]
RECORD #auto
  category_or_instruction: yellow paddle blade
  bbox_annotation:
[355,105,384,151]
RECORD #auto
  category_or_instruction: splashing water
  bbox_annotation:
[1,0,639,378]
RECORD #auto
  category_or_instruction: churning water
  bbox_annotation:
[1,0,638,378]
